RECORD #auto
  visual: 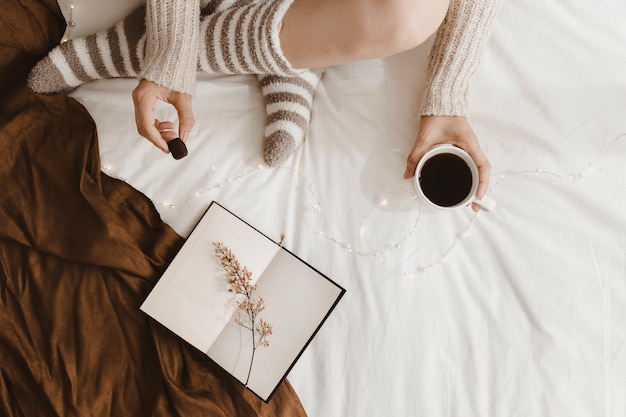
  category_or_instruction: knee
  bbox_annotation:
[383,0,450,51]
[354,0,450,57]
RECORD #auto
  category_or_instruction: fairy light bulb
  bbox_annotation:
[61,2,76,43]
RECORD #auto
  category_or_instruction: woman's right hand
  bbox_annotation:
[132,79,195,153]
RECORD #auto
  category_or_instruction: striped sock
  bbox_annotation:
[198,0,298,76]
[27,6,147,94]
[202,0,254,15]
[260,69,324,166]
[200,0,323,165]
[27,0,322,165]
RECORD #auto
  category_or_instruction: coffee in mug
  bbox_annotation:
[414,145,496,211]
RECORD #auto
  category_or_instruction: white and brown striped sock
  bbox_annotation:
[260,69,324,166]
[198,0,298,76]
[202,0,324,165]
[27,6,147,94]
[202,0,254,15]
[28,0,322,165]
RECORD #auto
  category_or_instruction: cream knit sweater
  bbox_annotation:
[139,0,201,95]
[139,0,503,116]
[420,0,503,116]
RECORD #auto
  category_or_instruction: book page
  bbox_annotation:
[140,203,279,352]
[207,249,344,401]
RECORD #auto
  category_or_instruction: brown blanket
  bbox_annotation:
[0,1,307,415]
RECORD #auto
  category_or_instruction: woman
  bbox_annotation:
[135,0,502,211]
[28,0,502,210]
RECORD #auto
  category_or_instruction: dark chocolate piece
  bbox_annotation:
[167,138,188,160]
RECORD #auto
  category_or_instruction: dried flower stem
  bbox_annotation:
[213,241,273,386]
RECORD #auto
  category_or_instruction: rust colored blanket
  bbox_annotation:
[0,1,306,415]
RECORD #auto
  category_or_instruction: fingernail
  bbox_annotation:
[181,131,190,142]
[403,167,411,179]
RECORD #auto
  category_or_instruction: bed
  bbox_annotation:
[2,0,625,416]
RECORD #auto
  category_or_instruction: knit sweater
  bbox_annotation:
[140,0,503,116]
[420,0,503,116]
[138,0,201,95]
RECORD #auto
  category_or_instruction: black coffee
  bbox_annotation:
[418,153,473,207]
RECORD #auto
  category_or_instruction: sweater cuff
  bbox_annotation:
[420,0,503,117]
[139,0,200,95]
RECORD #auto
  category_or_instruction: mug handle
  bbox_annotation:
[472,195,497,212]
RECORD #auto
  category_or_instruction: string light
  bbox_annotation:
[101,133,625,277]
[60,1,76,44]
[57,0,625,275]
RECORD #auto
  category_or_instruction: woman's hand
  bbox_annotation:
[132,79,195,153]
[404,115,491,212]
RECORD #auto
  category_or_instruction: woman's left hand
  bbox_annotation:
[404,115,491,212]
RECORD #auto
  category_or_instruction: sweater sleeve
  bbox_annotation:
[420,0,503,117]
[139,0,200,95]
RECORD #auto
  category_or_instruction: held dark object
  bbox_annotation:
[167,138,188,160]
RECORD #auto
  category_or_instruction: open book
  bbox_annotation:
[141,202,345,402]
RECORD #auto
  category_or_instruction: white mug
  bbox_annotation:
[413,144,496,212]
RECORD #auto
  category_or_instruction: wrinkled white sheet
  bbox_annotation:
[71,0,626,415]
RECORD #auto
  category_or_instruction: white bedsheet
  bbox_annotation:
[70,0,626,415]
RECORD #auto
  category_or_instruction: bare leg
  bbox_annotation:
[198,0,450,74]
[280,0,451,69]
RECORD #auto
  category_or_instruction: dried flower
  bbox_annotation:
[213,241,273,386]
